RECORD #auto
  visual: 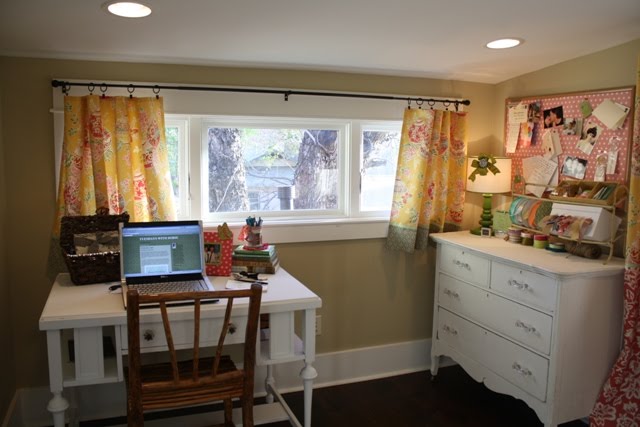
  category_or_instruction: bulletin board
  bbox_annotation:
[504,86,635,195]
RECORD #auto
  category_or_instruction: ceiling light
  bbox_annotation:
[103,1,152,18]
[486,38,522,49]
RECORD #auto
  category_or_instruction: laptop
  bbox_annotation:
[119,220,215,308]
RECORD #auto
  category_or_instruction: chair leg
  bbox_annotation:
[242,396,254,427]
[224,399,233,425]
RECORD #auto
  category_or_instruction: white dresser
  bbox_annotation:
[430,231,625,427]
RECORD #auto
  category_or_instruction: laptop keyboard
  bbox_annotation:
[129,280,208,295]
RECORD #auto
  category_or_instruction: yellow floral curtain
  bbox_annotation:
[53,95,176,235]
[386,108,468,252]
[591,56,640,426]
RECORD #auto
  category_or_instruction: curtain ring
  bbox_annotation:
[416,99,424,109]
[454,101,460,112]
[153,85,160,99]
[407,99,412,109]
[127,84,135,98]
[62,83,71,96]
[100,83,108,98]
[87,83,95,94]
[443,101,451,111]
[428,100,436,110]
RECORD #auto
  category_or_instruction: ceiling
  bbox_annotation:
[1,0,640,84]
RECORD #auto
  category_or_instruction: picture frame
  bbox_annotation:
[203,223,234,276]
[480,227,492,237]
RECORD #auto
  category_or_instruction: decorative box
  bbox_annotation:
[60,208,129,285]
[204,223,234,276]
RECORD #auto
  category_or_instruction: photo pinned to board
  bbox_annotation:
[576,120,602,155]
[543,106,565,128]
[562,117,583,136]
[561,156,588,180]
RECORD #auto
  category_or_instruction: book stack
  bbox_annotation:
[231,244,279,274]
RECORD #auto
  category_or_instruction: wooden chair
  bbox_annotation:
[126,284,263,426]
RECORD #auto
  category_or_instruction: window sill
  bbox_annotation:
[204,217,390,244]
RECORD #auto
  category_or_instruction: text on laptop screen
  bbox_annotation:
[121,224,203,278]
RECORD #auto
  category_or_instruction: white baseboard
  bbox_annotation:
[7,338,445,427]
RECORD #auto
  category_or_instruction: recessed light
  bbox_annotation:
[103,1,152,18]
[486,38,523,49]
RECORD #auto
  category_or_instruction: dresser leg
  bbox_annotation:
[430,354,440,379]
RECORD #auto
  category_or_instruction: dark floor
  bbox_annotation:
[81,365,589,427]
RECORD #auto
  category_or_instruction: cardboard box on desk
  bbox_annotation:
[550,203,621,242]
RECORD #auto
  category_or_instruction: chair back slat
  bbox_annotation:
[213,297,234,377]
[159,301,179,383]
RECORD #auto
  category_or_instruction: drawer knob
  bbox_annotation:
[508,279,529,291]
[452,259,471,271]
[143,330,155,342]
[515,320,537,334]
[512,362,532,377]
[443,289,460,299]
[442,324,458,336]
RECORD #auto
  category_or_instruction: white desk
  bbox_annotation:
[39,268,322,427]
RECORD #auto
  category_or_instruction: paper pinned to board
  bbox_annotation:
[506,122,521,153]
[522,155,558,198]
[508,102,529,124]
[541,129,562,159]
[592,99,630,129]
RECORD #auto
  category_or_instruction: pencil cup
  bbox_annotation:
[245,226,263,248]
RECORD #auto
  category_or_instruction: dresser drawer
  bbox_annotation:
[121,316,248,351]
[438,274,553,355]
[439,244,490,288]
[437,308,549,401]
[491,263,557,312]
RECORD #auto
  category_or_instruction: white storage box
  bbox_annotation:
[550,203,621,242]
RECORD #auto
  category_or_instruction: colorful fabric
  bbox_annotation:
[53,95,175,235]
[386,108,467,252]
[590,57,640,426]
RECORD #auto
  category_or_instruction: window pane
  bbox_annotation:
[205,127,339,214]
[361,129,400,211]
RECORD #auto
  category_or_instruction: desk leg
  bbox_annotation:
[300,309,318,427]
[46,330,69,427]
[300,363,317,427]
[265,364,275,404]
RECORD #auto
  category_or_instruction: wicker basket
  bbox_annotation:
[60,208,129,285]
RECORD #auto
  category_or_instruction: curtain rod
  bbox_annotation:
[51,79,471,110]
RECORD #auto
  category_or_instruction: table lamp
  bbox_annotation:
[466,155,512,235]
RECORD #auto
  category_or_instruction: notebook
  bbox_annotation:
[119,220,215,308]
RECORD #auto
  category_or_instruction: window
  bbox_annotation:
[166,115,401,228]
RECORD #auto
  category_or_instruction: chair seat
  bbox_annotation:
[127,355,245,411]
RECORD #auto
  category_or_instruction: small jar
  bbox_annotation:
[521,232,533,246]
[533,234,548,249]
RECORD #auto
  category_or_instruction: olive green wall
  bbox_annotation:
[0,74,15,422]
[0,56,496,391]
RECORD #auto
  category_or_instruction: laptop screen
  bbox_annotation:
[120,221,205,282]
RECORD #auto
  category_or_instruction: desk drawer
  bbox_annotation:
[438,274,553,355]
[121,316,248,351]
[437,309,549,401]
[491,263,557,312]
[439,245,490,288]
